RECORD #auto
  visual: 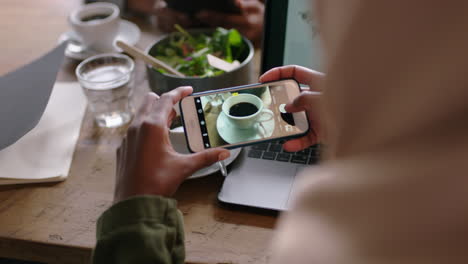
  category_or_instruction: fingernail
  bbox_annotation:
[218,151,230,161]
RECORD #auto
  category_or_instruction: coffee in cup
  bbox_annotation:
[80,14,111,22]
[222,94,273,129]
[229,102,259,117]
[68,3,120,52]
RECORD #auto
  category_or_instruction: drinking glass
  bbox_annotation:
[76,53,135,128]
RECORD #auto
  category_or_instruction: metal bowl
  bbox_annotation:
[145,29,255,95]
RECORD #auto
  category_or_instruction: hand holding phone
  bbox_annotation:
[180,79,310,152]
[259,65,325,152]
[114,88,230,202]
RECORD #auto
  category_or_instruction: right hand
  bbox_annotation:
[259,65,325,152]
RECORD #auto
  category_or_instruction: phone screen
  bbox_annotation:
[193,84,306,148]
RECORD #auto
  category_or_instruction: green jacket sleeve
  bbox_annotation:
[93,196,185,264]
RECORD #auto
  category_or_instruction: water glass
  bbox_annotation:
[76,53,135,128]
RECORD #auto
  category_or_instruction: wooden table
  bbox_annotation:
[0,1,276,263]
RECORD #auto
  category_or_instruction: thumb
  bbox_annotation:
[285,91,320,113]
[185,148,231,174]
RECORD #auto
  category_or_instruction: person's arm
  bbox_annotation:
[93,196,185,264]
[269,1,468,264]
[92,87,230,264]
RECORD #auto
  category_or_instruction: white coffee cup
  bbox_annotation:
[68,3,120,52]
[222,94,273,129]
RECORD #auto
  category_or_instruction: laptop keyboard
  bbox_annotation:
[247,141,321,165]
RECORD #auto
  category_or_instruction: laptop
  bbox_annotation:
[218,0,322,211]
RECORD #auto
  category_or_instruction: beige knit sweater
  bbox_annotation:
[270,0,468,263]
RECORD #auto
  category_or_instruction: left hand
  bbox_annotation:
[196,0,264,45]
[127,0,194,32]
[114,87,230,203]
[154,0,194,32]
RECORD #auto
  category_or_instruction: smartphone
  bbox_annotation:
[179,79,309,152]
[166,0,240,15]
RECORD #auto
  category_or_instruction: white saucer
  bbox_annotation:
[216,111,275,144]
[58,20,141,60]
[169,126,241,180]
[189,148,241,179]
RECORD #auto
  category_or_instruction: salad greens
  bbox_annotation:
[153,25,246,77]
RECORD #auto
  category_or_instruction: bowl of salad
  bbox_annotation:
[146,26,254,94]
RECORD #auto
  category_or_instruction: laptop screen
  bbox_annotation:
[261,0,322,73]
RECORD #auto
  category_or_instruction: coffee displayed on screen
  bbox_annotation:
[229,102,258,117]
[81,14,110,22]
